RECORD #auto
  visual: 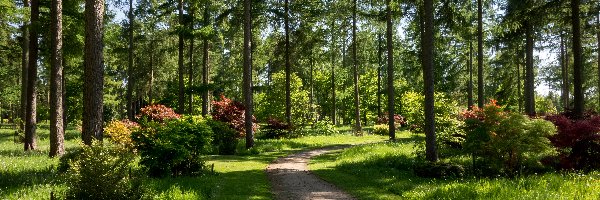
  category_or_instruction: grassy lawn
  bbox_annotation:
[0,126,387,199]
[310,131,600,200]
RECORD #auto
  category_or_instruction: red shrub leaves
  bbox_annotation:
[545,114,600,170]
[211,95,258,138]
[376,113,406,128]
[136,104,181,123]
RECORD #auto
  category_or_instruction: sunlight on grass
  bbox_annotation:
[310,131,600,200]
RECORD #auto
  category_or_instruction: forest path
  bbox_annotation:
[266,145,356,200]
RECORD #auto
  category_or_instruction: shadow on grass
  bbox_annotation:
[0,165,59,196]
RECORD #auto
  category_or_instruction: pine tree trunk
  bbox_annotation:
[284,0,291,125]
[202,2,210,116]
[126,0,134,120]
[468,41,474,109]
[377,34,382,119]
[352,0,362,133]
[572,0,583,118]
[20,0,29,127]
[243,0,254,148]
[49,0,64,157]
[188,6,194,114]
[386,0,395,140]
[422,0,438,162]
[525,21,535,116]
[178,0,185,114]
[477,0,484,108]
[596,14,600,110]
[517,56,522,113]
[82,0,105,145]
[24,0,39,151]
[561,32,568,110]
[331,20,337,125]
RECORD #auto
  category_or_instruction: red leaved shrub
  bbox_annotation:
[376,113,406,128]
[136,104,181,123]
[211,95,258,138]
[545,114,600,170]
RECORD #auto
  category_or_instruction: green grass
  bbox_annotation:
[0,126,387,199]
[310,131,600,200]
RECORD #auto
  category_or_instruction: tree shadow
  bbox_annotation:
[0,165,59,196]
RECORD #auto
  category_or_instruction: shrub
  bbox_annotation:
[372,124,389,135]
[462,100,557,176]
[136,104,180,123]
[376,113,406,129]
[211,95,258,138]
[64,142,146,200]
[414,162,465,179]
[261,118,292,139]
[104,119,139,150]
[545,114,600,170]
[300,119,339,136]
[132,116,213,177]
[207,119,239,155]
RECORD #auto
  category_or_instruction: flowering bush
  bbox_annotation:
[262,118,292,139]
[462,100,556,176]
[372,124,389,135]
[104,119,139,150]
[211,95,258,138]
[544,114,600,170]
[136,104,180,123]
[376,113,406,129]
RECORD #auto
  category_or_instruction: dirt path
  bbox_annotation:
[266,145,356,200]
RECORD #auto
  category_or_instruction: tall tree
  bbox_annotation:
[572,0,583,118]
[330,19,337,125]
[82,0,105,145]
[201,2,210,116]
[597,13,599,109]
[422,0,438,162]
[561,32,569,110]
[126,0,134,120]
[20,0,29,127]
[243,0,254,148]
[477,0,484,108]
[352,0,362,133]
[24,0,39,151]
[49,0,64,157]
[386,0,395,140]
[377,34,382,119]
[189,5,195,114]
[468,41,474,109]
[524,20,535,116]
[178,0,185,114]
[284,0,291,125]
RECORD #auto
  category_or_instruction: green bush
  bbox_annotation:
[104,119,139,150]
[414,162,465,179]
[64,142,147,200]
[302,120,339,136]
[462,100,557,176]
[207,119,238,155]
[132,115,213,177]
[372,124,389,135]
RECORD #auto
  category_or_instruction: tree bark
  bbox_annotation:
[331,20,337,125]
[386,0,395,140]
[49,0,64,157]
[178,0,185,114]
[477,0,484,108]
[597,14,600,110]
[20,0,29,127]
[422,0,438,162]
[126,0,134,120]
[82,0,105,145]
[188,6,195,114]
[468,41,473,109]
[561,32,568,110]
[517,54,522,113]
[24,0,39,151]
[352,0,362,133]
[524,21,535,116]
[201,3,210,116]
[377,34,382,119]
[284,0,291,125]
[572,0,583,118]
[243,0,254,148]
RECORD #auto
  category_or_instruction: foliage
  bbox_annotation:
[376,113,406,129]
[64,142,147,200]
[545,114,600,170]
[132,116,213,177]
[207,119,239,155]
[372,124,389,136]
[298,120,340,137]
[535,95,558,116]
[414,162,465,178]
[104,119,139,150]
[462,100,557,176]
[211,95,258,138]
[261,118,292,139]
[136,104,181,123]
[254,71,311,126]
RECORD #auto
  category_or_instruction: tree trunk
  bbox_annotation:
[126,0,134,120]
[284,0,291,125]
[517,56,522,113]
[597,14,600,111]
[468,41,473,109]
[377,33,382,119]
[310,49,314,122]
[352,0,362,133]
[243,0,254,148]
[572,0,583,118]
[422,0,438,162]
[561,32,568,110]
[149,40,154,103]
[82,0,105,145]
[201,2,210,116]
[524,21,535,116]
[178,0,185,114]
[386,0,395,140]
[49,0,64,157]
[20,0,29,127]
[188,6,195,114]
[24,0,39,151]
[477,0,484,108]
[331,20,337,125]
